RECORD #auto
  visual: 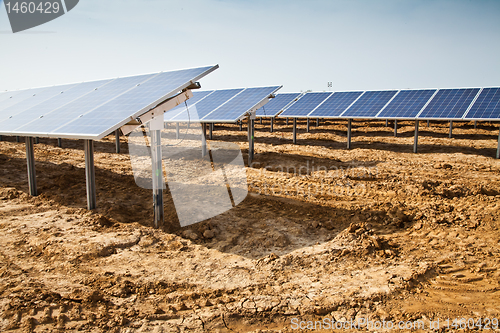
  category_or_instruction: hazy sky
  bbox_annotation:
[1,0,499,92]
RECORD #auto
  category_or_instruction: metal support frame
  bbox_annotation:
[25,137,37,196]
[306,118,310,133]
[150,129,164,228]
[16,136,20,142]
[176,122,180,139]
[347,119,352,149]
[115,130,120,153]
[385,120,388,127]
[260,117,262,125]
[58,138,62,147]
[270,117,274,133]
[209,123,213,140]
[474,121,477,129]
[394,120,398,137]
[35,137,39,144]
[0,135,2,141]
[286,118,289,125]
[496,126,500,159]
[247,117,255,164]
[449,121,453,138]
[427,120,430,127]
[413,121,419,154]
[202,123,207,157]
[316,118,319,127]
[84,140,96,210]
[292,118,297,144]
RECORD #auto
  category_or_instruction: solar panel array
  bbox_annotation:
[164,86,282,123]
[255,93,302,117]
[276,87,499,121]
[0,65,218,139]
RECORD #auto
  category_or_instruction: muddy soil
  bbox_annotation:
[0,119,499,332]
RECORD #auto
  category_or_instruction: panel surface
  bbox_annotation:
[464,88,500,120]
[255,93,301,117]
[202,86,281,121]
[278,92,332,117]
[171,89,244,121]
[341,90,398,118]
[309,91,363,118]
[0,87,49,113]
[418,88,480,119]
[377,89,436,119]
[164,90,215,121]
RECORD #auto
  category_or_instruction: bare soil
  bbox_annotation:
[0,119,499,332]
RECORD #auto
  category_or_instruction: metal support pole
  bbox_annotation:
[150,130,164,228]
[306,118,310,133]
[35,137,39,144]
[474,121,477,129]
[202,123,207,157]
[84,140,96,210]
[394,120,398,137]
[239,120,243,131]
[176,122,180,140]
[247,117,255,165]
[347,119,352,149]
[25,137,37,196]
[286,118,289,126]
[496,126,500,159]
[209,123,213,140]
[427,120,430,127]
[316,118,319,127]
[385,120,388,127]
[413,121,419,154]
[260,117,262,125]
[449,121,453,138]
[115,130,120,153]
[270,117,274,133]
[16,136,20,142]
[293,118,297,144]
[0,135,2,141]
[58,138,62,147]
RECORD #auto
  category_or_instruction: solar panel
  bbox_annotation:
[418,88,480,119]
[278,92,332,117]
[308,91,363,118]
[341,90,398,118]
[255,93,301,117]
[376,89,437,119]
[464,88,500,120]
[0,87,48,113]
[202,86,281,122]
[171,89,244,122]
[164,90,215,121]
[0,65,218,139]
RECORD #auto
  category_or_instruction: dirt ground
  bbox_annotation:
[0,119,499,332]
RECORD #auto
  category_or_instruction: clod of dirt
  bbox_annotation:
[203,229,215,239]
[182,229,199,240]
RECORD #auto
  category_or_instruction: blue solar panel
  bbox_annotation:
[309,91,363,118]
[164,90,215,121]
[171,89,244,121]
[464,88,500,120]
[255,93,301,117]
[377,89,437,119]
[203,86,280,122]
[418,88,480,119]
[2,65,218,139]
[278,92,332,117]
[341,90,398,118]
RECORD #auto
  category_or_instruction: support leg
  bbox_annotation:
[394,120,398,137]
[270,118,274,133]
[239,120,243,131]
[385,119,388,127]
[150,130,164,228]
[306,118,310,133]
[497,126,500,159]
[35,137,39,144]
[247,117,255,165]
[0,135,2,141]
[316,118,319,127]
[115,130,120,153]
[347,119,352,149]
[16,136,20,143]
[413,121,419,154]
[427,120,430,127]
[260,118,262,125]
[84,140,96,210]
[209,123,213,140]
[474,121,477,129]
[202,123,207,157]
[286,118,289,126]
[293,118,297,144]
[449,121,453,138]
[58,138,62,147]
[176,122,180,140]
[25,137,37,196]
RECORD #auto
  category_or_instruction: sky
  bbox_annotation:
[0,0,499,93]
